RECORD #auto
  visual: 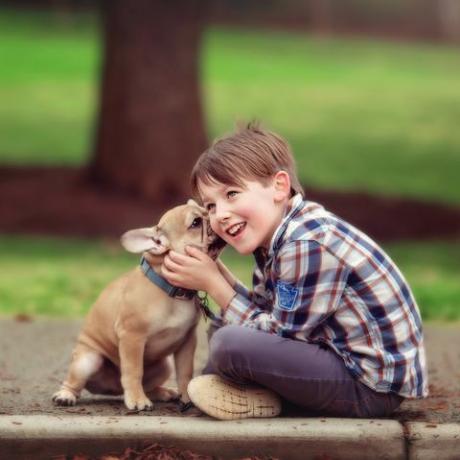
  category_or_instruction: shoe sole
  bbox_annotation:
[187,375,282,421]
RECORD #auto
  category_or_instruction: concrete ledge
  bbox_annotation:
[406,422,460,460]
[0,415,405,460]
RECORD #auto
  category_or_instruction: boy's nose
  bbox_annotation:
[215,204,231,222]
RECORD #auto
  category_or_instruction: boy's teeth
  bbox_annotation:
[227,223,245,236]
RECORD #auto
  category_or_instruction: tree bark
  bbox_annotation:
[307,0,334,34]
[89,0,207,205]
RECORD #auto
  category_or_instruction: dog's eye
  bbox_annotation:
[190,217,202,229]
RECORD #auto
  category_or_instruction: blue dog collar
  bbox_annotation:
[140,257,196,300]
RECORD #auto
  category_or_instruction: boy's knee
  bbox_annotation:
[209,325,248,370]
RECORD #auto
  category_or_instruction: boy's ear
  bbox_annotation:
[120,226,170,254]
[273,171,291,201]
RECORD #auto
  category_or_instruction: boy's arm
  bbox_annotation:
[203,260,271,328]
[215,259,237,285]
[216,259,251,299]
[211,263,273,329]
[206,274,237,311]
[211,260,269,312]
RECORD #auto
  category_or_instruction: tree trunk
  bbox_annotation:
[89,0,207,205]
[307,0,334,34]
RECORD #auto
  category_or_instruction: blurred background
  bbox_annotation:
[0,0,459,322]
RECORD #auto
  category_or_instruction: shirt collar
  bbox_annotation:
[252,193,304,267]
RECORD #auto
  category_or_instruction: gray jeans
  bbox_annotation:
[203,324,404,418]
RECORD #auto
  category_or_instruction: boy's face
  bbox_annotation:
[198,177,287,255]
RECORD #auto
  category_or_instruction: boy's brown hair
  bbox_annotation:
[190,121,304,199]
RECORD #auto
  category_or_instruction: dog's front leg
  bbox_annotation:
[174,328,197,404]
[118,333,153,411]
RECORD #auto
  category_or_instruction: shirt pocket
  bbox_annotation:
[275,281,299,312]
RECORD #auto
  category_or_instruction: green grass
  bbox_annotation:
[0,9,100,164]
[384,242,460,322]
[0,236,458,321]
[1,9,460,204]
[0,236,132,317]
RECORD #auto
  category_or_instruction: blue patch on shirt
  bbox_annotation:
[276,281,299,311]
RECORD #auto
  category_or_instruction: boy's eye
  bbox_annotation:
[227,190,238,199]
[205,203,215,212]
[190,217,202,228]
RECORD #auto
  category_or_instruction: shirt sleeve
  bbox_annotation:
[232,280,250,298]
[223,240,349,336]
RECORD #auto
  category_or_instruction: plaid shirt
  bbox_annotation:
[222,193,428,399]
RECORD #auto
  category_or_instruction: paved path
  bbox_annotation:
[0,318,459,459]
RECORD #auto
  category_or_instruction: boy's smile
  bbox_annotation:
[199,176,290,255]
[226,222,246,237]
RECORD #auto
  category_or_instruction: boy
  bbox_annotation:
[160,122,428,420]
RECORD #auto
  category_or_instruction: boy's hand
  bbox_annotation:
[161,246,219,292]
[162,246,236,310]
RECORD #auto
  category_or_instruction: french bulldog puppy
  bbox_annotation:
[52,200,225,411]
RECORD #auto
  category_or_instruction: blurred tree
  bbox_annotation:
[307,0,333,32]
[89,0,207,204]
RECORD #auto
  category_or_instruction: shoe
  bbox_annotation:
[187,374,282,421]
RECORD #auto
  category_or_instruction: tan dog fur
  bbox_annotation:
[52,200,223,411]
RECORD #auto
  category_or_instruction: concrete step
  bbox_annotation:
[0,415,406,460]
[2,415,460,459]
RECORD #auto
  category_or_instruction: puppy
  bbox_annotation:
[52,200,225,411]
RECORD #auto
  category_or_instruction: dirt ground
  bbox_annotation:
[1,166,459,241]
[0,318,209,418]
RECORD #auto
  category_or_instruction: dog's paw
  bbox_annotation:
[124,393,154,411]
[52,389,77,406]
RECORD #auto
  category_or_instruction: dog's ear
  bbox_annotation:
[120,226,170,254]
[187,199,206,213]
